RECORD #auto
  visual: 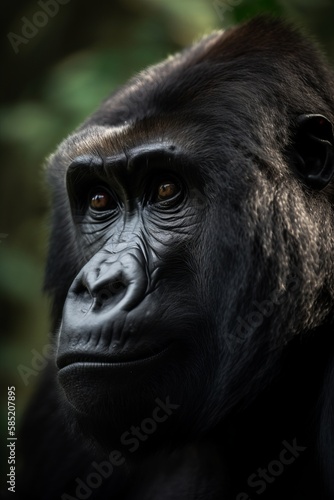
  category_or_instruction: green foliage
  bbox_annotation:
[232,0,285,22]
[0,247,43,301]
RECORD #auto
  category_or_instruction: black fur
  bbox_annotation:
[13,16,334,500]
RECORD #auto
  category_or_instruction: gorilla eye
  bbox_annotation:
[89,188,115,212]
[157,182,178,200]
[152,180,183,206]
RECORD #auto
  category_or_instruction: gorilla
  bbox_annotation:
[13,15,334,500]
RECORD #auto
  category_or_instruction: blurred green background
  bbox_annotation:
[1,0,334,478]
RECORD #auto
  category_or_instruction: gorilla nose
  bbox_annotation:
[72,252,148,314]
[85,262,129,309]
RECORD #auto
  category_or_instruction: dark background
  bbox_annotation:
[1,0,334,482]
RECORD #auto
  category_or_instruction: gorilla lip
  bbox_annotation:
[57,345,171,370]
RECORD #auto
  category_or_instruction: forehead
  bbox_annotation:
[48,53,274,182]
[58,123,177,159]
[51,112,221,171]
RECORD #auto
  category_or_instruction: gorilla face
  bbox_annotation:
[56,142,219,437]
[54,131,246,443]
[46,17,334,452]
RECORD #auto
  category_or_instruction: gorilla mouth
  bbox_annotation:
[57,344,172,370]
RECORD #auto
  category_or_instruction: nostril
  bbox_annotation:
[97,289,110,302]
[93,279,128,310]
[110,280,126,292]
[73,277,126,300]
[72,280,91,300]
[99,277,127,297]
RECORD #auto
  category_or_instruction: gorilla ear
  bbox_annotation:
[293,114,334,190]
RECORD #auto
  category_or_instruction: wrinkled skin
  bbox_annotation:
[12,16,334,500]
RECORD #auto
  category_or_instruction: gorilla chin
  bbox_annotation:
[57,346,175,419]
[57,338,217,445]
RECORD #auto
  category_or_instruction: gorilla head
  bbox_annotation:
[39,16,334,498]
